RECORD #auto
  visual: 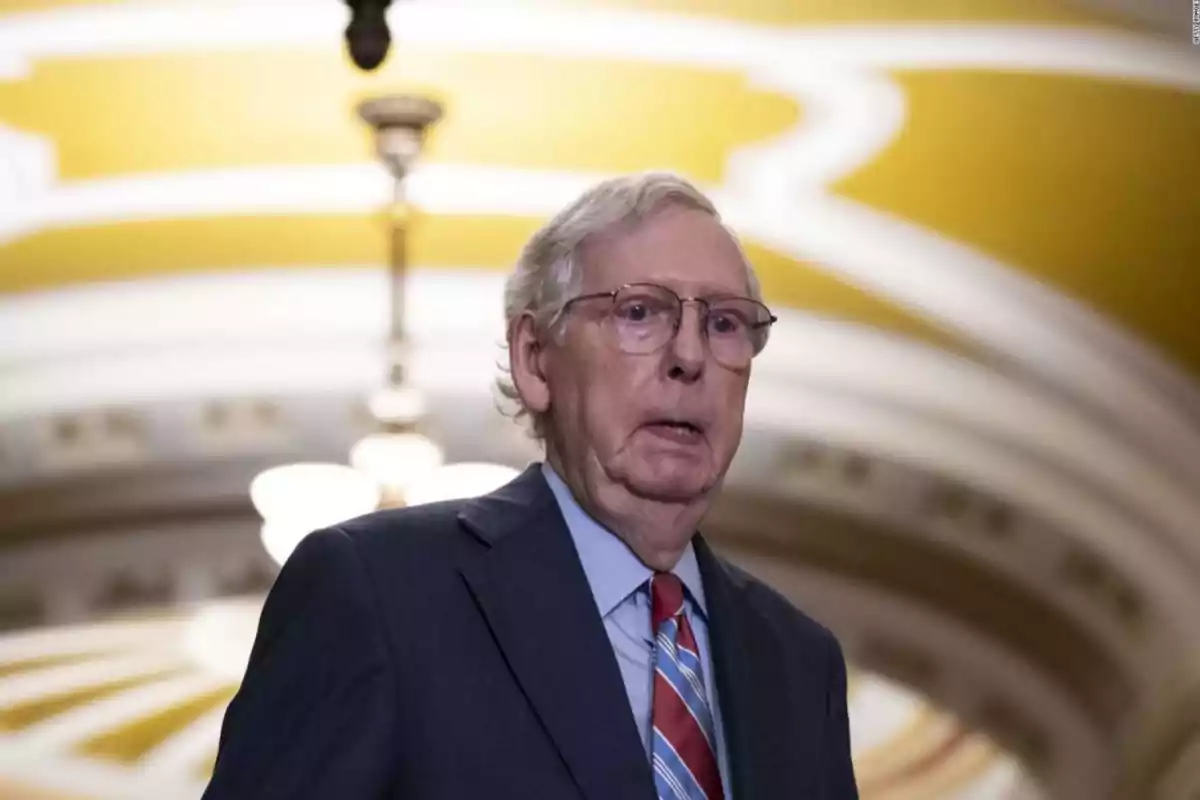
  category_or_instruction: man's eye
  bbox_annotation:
[622,303,648,321]
[616,297,668,321]
[709,312,745,334]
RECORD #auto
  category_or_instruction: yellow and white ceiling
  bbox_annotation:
[1,1,1199,798]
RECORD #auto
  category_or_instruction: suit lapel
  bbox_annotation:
[696,536,820,799]
[458,466,656,800]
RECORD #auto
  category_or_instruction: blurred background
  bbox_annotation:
[1,0,1198,798]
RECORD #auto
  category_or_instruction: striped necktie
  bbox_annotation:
[650,572,725,800]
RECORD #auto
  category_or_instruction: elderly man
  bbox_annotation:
[204,173,858,800]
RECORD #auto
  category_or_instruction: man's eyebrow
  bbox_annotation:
[642,281,750,299]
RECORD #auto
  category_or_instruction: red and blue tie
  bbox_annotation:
[650,572,724,800]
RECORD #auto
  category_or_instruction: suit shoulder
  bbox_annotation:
[720,557,840,651]
[328,498,480,564]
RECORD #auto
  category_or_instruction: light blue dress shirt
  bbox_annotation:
[542,463,732,798]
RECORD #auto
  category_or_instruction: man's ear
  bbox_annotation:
[509,312,551,414]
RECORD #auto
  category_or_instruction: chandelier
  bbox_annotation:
[249,94,518,565]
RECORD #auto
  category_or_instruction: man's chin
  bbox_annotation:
[622,466,716,505]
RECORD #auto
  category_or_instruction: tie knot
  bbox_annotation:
[650,571,685,628]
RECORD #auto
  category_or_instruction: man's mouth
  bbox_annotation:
[643,418,706,443]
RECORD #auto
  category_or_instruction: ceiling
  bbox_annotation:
[1067,0,1189,35]
[0,0,1197,372]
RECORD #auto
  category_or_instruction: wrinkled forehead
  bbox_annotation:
[577,205,752,297]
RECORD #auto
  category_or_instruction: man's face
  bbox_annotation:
[541,205,753,505]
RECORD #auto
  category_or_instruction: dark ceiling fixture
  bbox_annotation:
[344,0,394,71]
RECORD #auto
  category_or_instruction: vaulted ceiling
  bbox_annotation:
[1,0,1198,371]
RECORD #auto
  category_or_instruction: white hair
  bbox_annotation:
[496,171,764,439]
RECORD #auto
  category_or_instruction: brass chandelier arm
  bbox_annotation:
[388,174,408,389]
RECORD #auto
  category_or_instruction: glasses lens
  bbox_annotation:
[707,298,772,365]
[610,285,678,354]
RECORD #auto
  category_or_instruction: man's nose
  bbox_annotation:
[665,303,707,382]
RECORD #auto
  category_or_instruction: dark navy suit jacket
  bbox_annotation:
[203,465,858,799]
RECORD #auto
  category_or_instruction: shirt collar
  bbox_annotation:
[541,462,708,618]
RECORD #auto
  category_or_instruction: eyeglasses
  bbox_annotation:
[560,282,777,369]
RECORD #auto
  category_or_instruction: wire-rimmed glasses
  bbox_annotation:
[560,282,777,369]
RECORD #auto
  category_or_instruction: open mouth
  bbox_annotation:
[658,420,701,433]
[643,419,706,442]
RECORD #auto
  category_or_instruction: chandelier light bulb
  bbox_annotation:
[366,384,427,426]
[250,462,382,564]
[403,462,520,507]
[349,430,445,495]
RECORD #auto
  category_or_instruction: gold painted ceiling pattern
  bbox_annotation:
[0,0,1197,371]
[0,601,1036,800]
[0,0,1136,24]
